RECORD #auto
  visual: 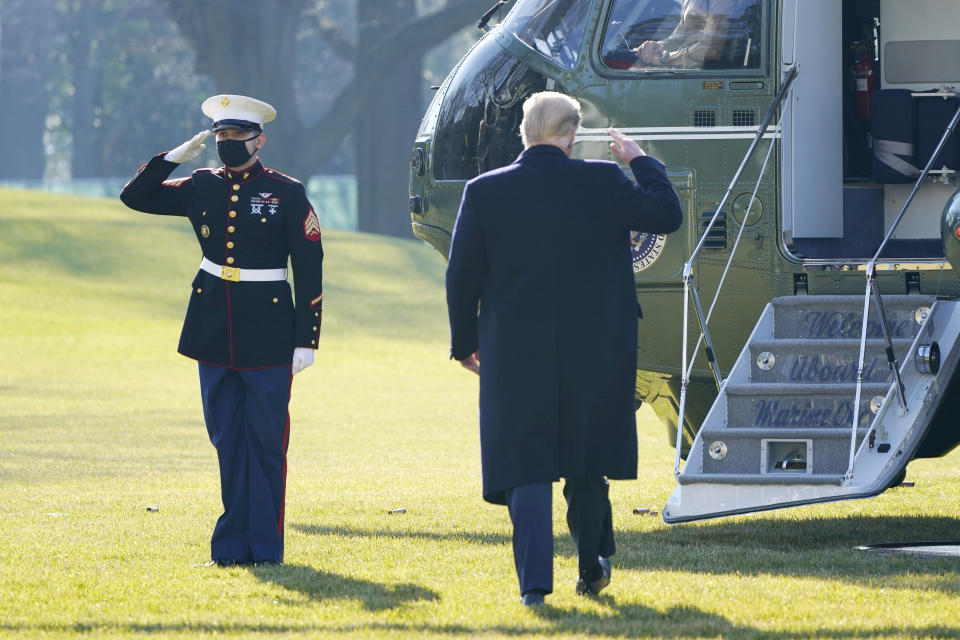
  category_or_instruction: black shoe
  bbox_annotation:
[521,590,546,606]
[575,556,611,596]
[205,558,241,568]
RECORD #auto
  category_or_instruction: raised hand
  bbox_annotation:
[164,130,211,164]
[608,128,646,163]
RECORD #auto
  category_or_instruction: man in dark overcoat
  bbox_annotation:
[120,95,324,567]
[445,91,682,605]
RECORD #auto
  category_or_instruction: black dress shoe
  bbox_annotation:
[575,556,611,596]
[521,590,546,606]
[205,559,241,568]
[254,560,282,567]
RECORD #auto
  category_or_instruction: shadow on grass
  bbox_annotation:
[292,522,511,546]
[4,608,958,638]
[294,515,960,596]
[601,514,960,594]
[250,562,439,611]
[525,601,960,639]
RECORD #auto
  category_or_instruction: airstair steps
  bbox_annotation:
[772,294,934,340]
[748,338,914,383]
[695,427,869,478]
[677,473,846,486]
[724,382,890,427]
[665,294,960,521]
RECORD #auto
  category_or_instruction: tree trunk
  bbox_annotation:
[67,1,106,178]
[165,0,479,235]
[0,0,52,179]
[293,0,478,178]
[163,0,306,173]
[355,0,422,237]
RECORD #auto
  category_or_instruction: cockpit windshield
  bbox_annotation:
[501,0,593,70]
[600,0,763,72]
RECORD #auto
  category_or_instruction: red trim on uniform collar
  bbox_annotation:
[224,160,264,183]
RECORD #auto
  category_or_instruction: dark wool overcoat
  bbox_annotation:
[446,145,683,504]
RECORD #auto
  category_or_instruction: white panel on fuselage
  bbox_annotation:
[885,183,955,240]
[781,0,843,239]
[881,0,960,91]
[880,0,960,243]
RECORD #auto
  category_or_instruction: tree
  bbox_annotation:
[354,0,422,237]
[33,0,211,179]
[63,0,106,178]
[162,0,307,171]
[0,0,53,179]
[164,0,479,236]
[89,3,214,176]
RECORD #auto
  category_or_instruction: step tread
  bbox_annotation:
[677,472,846,486]
[750,338,914,348]
[772,295,935,307]
[700,427,869,437]
[724,382,891,395]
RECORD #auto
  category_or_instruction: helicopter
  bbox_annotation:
[409,0,960,522]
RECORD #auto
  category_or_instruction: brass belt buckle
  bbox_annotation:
[221,266,240,282]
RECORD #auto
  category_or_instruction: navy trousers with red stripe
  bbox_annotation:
[199,363,292,564]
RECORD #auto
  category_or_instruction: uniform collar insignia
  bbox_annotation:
[223,160,264,180]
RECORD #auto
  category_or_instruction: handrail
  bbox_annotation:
[686,125,780,384]
[844,100,960,480]
[673,65,798,476]
[688,65,798,264]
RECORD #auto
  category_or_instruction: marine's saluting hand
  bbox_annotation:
[608,128,646,164]
[164,130,211,164]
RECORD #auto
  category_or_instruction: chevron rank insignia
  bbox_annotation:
[303,207,322,241]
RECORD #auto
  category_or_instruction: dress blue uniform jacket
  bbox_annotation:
[120,154,324,369]
[446,145,682,504]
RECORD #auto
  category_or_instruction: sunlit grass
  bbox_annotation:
[0,187,958,638]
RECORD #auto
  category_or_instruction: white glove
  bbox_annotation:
[292,347,315,375]
[164,130,211,164]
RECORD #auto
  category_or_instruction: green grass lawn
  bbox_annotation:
[1,187,958,639]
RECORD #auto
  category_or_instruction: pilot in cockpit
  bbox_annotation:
[603,0,758,71]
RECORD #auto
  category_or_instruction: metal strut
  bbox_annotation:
[689,282,723,391]
[871,280,907,411]
[845,99,960,480]
[673,65,798,476]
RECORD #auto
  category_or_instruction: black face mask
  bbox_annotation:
[217,133,260,167]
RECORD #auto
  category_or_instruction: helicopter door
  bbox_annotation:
[876,0,960,255]
[780,0,844,244]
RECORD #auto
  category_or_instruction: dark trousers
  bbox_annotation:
[505,476,615,596]
[563,476,616,580]
[199,363,292,564]
[506,483,554,595]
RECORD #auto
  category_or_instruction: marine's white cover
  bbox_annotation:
[201,95,276,127]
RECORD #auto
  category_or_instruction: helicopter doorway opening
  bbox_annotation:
[781,0,960,263]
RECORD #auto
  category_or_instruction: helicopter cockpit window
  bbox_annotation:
[600,0,763,72]
[501,0,593,71]
[431,36,552,181]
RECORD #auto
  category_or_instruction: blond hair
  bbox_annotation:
[520,91,582,148]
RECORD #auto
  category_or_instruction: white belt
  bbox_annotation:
[200,257,287,282]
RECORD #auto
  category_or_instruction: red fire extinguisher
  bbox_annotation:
[854,49,876,119]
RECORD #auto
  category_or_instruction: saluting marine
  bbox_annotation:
[120,95,324,566]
